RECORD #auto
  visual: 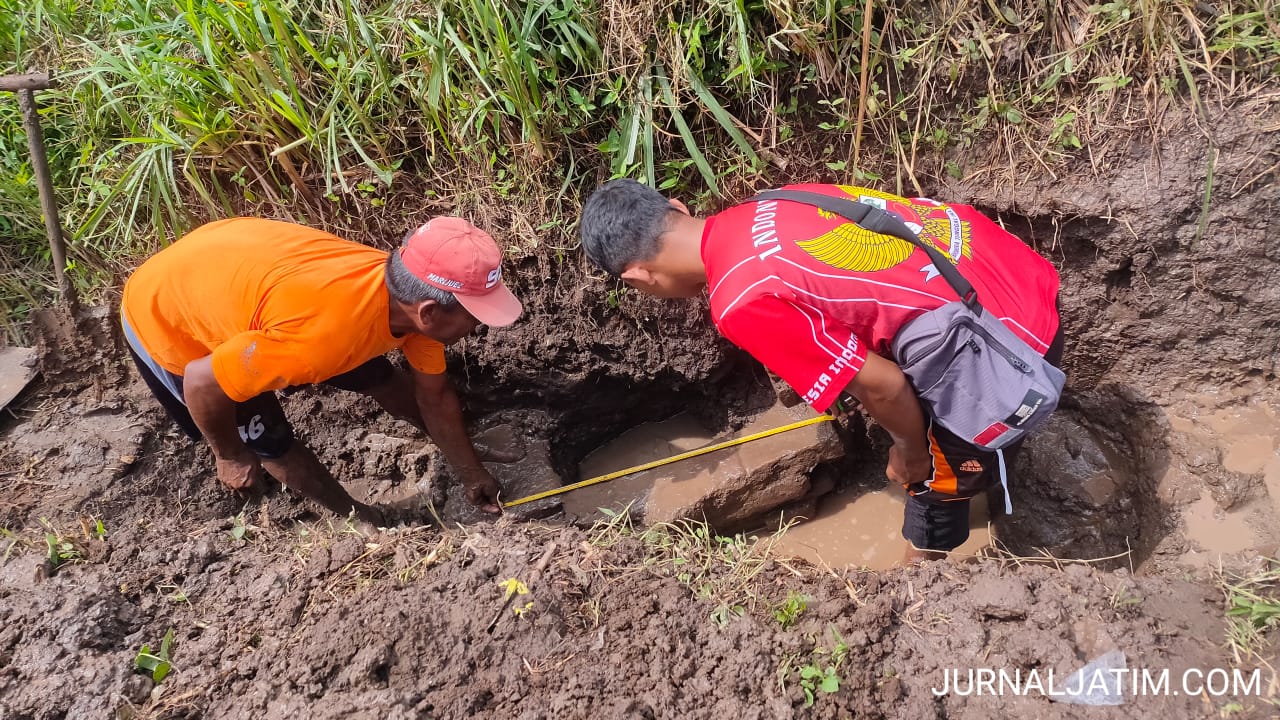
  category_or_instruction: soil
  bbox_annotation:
[2,103,1280,718]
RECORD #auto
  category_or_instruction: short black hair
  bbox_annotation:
[385,249,459,306]
[580,178,674,276]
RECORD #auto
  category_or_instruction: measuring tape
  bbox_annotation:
[502,414,835,508]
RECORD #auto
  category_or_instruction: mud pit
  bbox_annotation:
[3,109,1280,718]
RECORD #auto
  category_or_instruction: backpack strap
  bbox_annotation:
[751,189,982,314]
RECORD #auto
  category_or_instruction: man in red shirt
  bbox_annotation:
[580,180,1062,560]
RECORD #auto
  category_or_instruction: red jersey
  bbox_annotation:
[703,184,1060,413]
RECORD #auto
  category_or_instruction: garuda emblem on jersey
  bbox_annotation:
[796,186,972,273]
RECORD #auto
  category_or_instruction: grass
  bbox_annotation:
[638,517,785,618]
[772,589,809,628]
[1220,560,1280,665]
[587,507,807,628]
[1,0,1277,340]
[39,516,80,570]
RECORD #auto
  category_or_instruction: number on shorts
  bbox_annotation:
[238,414,265,443]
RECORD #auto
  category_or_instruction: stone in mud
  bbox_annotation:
[442,424,563,524]
[1003,413,1139,561]
[570,402,843,529]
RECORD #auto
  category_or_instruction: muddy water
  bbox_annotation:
[565,411,990,569]
[771,489,993,570]
[563,413,724,519]
[1182,496,1259,557]
[1163,383,1280,562]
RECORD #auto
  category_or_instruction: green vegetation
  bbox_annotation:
[228,511,254,543]
[133,627,175,683]
[39,517,79,569]
[772,589,809,628]
[3,0,1277,339]
[1221,560,1280,664]
[779,625,850,707]
[798,664,840,707]
[589,508,790,620]
[642,518,780,617]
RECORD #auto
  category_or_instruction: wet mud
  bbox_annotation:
[2,106,1279,717]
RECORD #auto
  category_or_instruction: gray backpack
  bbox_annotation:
[752,190,1065,452]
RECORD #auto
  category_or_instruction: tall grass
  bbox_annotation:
[1,0,1277,340]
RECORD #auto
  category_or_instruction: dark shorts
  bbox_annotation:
[901,325,1065,551]
[126,342,393,459]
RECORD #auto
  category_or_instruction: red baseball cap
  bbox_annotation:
[400,217,523,327]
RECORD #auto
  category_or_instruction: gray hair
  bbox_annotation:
[580,178,674,276]
[385,249,460,306]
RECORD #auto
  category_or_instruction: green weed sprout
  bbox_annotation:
[134,628,176,684]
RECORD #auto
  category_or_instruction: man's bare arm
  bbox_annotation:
[413,371,502,512]
[182,356,249,458]
[843,351,932,486]
[183,355,263,490]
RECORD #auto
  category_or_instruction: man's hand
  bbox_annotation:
[886,442,932,488]
[215,450,263,493]
[459,467,502,513]
[843,353,931,488]
[414,371,505,514]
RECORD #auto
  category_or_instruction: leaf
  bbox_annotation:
[498,578,529,599]
[160,628,174,660]
[820,671,840,693]
[135,648,171,682]
[686,71,759,165]
[800,666,820,679]
[653,65,717,193]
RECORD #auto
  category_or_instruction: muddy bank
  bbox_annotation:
[0,517,1265,720]
[0,302,1276,719]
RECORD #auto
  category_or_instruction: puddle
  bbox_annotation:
[1165,383,1280,527]
[563,412,720,520]
[565,406,986,570]
[771,488,993,570]
[1182,495,1259,563]
[1168,397,1280,475]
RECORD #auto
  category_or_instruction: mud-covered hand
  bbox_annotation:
[886,443,932,488]
[459,467,502,514]
[214,450,263,493]
[826,393,862,422]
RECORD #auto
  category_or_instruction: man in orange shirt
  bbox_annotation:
[121,216,523,524]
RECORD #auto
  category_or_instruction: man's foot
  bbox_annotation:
[902,543,948,564]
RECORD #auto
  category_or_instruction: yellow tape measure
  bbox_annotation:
[502,414,834,508]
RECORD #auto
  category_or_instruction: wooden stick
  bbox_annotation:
[0,72,54,92]
[852,0,875,168]
[17,88,78,311]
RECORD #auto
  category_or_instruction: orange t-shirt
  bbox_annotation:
[122,218,446,402]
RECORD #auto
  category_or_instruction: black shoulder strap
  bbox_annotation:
[751,188,981,313]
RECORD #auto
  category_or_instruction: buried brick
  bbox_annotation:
[564,402,844,529]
